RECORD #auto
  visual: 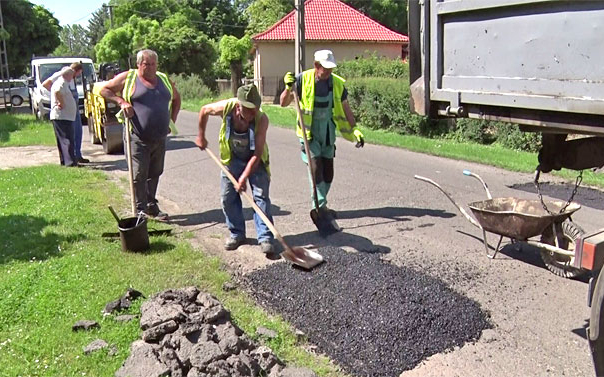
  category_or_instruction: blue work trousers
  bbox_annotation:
[71,91,83,159]
[220,157,274,243]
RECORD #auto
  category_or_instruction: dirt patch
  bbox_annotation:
[0,146,58,170]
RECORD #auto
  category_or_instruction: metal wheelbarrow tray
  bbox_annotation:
[469,197,580,241]
[415,172,586,278]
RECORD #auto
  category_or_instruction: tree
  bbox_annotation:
[53,25,90,57]
[219,35,252,95]
[86,5,111,57]
[245,0,292,35]
[343,0,408,35]
[95,25,135,69]
[94,13,217,86]
[1,0,60,76]
[184,0,248,39]
[144,13,217,85]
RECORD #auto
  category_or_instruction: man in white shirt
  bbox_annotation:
[43,62,89,163]
[49,67,78,167]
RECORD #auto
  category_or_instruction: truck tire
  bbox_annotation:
[589,268,604,375]
[540,220,586,278]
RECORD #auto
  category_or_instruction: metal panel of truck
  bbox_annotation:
[416,0,604,134]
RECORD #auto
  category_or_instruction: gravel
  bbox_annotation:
[245,246,491,377]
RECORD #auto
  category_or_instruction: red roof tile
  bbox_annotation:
[253,0,408,42]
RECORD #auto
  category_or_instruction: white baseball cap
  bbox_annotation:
[314,50,337,69]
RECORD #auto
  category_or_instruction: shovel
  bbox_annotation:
[124,118,137,216]
[291,86,340,236]
[204,147,324,270]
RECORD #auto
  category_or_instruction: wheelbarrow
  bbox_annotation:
[415,170,586,278]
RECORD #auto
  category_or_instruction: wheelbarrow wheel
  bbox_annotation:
[540,220,586,278]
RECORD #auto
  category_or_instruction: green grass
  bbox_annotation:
[0,113,56,147]
[0,165,340,376]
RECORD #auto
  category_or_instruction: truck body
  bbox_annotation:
[408,0,604,372]
[29,56,96,121]
[409,0,604,134]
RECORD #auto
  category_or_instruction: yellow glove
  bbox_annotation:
[283,72,295,90]
[353,129,364,148]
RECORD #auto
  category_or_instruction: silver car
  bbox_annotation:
[2,79,29,106]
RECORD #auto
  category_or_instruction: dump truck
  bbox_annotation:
[408,0,604,373]
[84,63,123,154]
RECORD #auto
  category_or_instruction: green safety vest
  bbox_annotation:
[219,99,270,175]
[296,69,356,143]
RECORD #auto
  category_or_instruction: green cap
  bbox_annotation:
[237,84,261,109]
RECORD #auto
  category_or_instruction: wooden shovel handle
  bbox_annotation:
[291,86,321,211]
[204,148,286,245]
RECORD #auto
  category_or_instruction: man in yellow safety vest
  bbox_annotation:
[279,49,364,219]
[101,49,181,220]
[195,84,275,255]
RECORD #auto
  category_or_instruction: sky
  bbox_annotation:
[30,0,108,27]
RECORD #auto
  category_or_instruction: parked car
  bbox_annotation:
[1,79,29,106]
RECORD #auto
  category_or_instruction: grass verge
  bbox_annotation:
[0,165,340,376]
[0,113,56,147]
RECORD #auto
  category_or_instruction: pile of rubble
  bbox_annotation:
[110,287,316,377]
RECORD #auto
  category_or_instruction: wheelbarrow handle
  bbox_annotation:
[414,175,482,229]
[462,170,492,200]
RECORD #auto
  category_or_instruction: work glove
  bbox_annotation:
[353,129,365,148]
[283,72,295,90]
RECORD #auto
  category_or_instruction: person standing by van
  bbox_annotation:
[43,62,90,163]
[49,67,78,167]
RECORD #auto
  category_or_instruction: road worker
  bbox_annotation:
[279,49,364,219]
[195,84,275,256]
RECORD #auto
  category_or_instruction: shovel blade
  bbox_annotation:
[281,246,324,270]
[310,209,340,236]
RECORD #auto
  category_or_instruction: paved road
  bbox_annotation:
[90,109,600,376]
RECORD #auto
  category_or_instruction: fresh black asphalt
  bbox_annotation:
[245,246,491,377]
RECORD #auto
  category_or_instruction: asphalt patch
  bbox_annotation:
[245,247,491,377]
[510,181,604,210]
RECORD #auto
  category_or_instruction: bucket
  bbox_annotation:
[118,216,150,252]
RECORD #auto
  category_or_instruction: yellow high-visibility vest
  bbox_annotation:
[296,69,355,143]
[219,99,270,175]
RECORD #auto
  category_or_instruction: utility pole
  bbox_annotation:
[294,0,305,75]
[103,4,115,29]
[0,0,12,112]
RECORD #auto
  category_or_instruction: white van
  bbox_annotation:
[29,57,96,120]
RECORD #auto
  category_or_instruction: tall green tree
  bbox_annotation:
[344,0,408,34]
[1,0,60,76]
[95,13,217,85]
[184,0,247,39]
[86,5,111,58]
[53,24,90,57]
[244,0,292,35]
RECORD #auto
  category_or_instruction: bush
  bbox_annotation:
[335,53,409,79]
[346,77,446,136]
[169,73,214,101]
[449,118,495,144]
[493,124,541,152]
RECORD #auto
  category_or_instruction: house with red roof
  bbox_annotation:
[251,0,409,98]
